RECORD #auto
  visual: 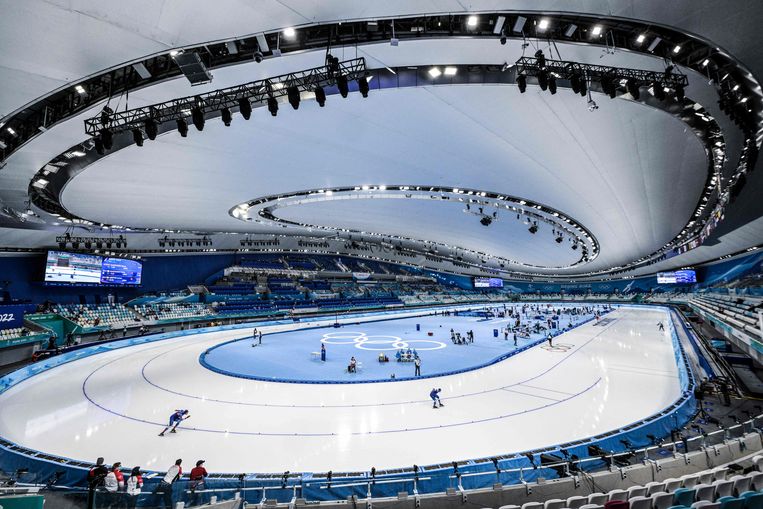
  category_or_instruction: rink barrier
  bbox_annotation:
[197,309,608,384]
[0,304,696,505]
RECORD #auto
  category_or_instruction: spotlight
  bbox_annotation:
[534,50,546,68]
[570,74,581,95]
[528,224,538,234]
[145,118,158,140]
[517,74,527,93]
[358,77,370,98]
[221,107,232,126]
[267,96,279,116]
[71,241,80,249]
[572,243,578,250]
[94,137,104,155]
[238,98,252,120]
[538,70,549,91]
[191,107,205,131]
[336,74,349,98]
[253,50,263,63]
[480,217,492,226]
[287,85,301,109]
[555,236,563,243]
[500,35,507,45]
[675,84,685,101]
[601,76,616,98]
[626,79,640,100]
[314,86,326,107]
[132,128,143,147]
[653,81,666,101]
[58,241,66,250]
[548,75,557,95]
[100,129,113,150]
[176,118,189,137]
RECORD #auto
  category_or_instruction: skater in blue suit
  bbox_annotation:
[159,409,190,436]
[430,388,443,408]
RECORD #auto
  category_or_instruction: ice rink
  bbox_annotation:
[0,306,681,473]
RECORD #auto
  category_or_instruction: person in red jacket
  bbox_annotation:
[189,460,209,505]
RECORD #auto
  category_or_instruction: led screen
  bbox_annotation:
[474,277,504,288]
[44,251,142,286]
[656,270,697,284]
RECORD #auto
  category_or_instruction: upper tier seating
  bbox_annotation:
[54,304,139,329]
[135,302,212,321]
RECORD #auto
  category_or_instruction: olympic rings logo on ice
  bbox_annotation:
[320,331,447,351]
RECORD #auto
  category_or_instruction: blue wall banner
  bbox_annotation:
[0,304,32,330]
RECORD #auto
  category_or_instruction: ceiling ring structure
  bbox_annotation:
[229,185,600,272]
[31,62,724,278]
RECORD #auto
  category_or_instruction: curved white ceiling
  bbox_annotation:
[60,84,707,274]
[0,0,761,279]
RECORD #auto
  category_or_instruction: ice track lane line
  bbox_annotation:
[81,364,601,436]
[131,316,618,408]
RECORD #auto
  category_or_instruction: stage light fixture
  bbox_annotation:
[191,107,205,131]
[555,236,563,243]
[132,128,144,147]
[71,241,80,249]
[143,118,158,140]
[537,18,549,31]
[675,84,685,101]
[100,129,113,150]
[538,70,549,91]
[267,96,279,116]
[548,75,557,94]
[534,50,546,68]
[253,50,263,63]
[480,216,492,226]
[517,74,527,93]
[636,34,646,44]
[314,86,326,107]
[572,243,578,250]
[336,74,349,98]
[221,107,232,126]
[176,118,189,137]
[500,35,507,45]
[358,77,370,97]
[653,81,666,101]
[626,79,640,100]
[287,86,301,109]
[570,74,581,94]
[94,137,104,155]
[467,15,478,27]
[238,98,252,119]
[58,241,66,249]
[528,224,538,234]
[591,25,603,36]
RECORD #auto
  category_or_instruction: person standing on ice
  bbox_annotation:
[158,409,190,436]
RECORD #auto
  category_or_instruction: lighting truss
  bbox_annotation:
[55,234,127,249]
[158,235,212,248]
[515,56,689,90]
[84,57,367,136]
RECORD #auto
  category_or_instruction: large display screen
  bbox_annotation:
[44,251,102,283]
[44,251,142,286]
[101,257,143,285]
[657,270,697,284]
[474,277,504,288]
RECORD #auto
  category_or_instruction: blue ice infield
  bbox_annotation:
[199,306,600,383]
